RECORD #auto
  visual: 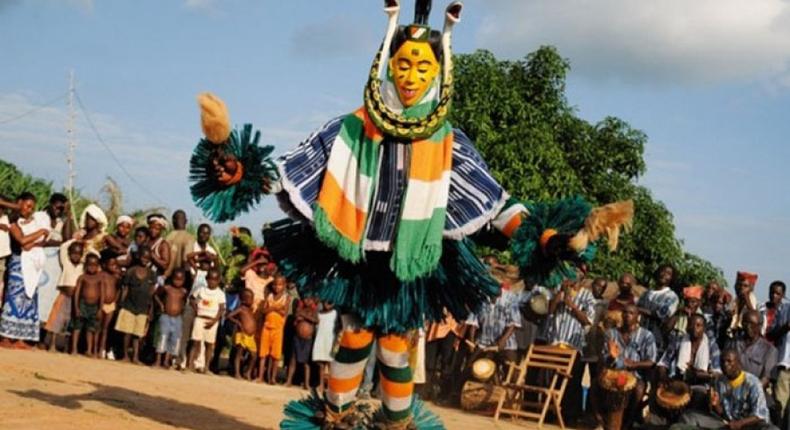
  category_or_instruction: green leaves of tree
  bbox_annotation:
[451,47,723,286]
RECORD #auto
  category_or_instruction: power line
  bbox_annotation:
[0,92,68,125]
[73,90,167,206]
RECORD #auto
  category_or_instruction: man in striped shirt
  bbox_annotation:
[542,278,595,425]
[602,304,657,429]
[638,264,679,355]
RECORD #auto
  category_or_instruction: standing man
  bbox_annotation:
[0,196,19,301]
[165,210,195,277]
[731,271,759,335]
[544,277,595,426]
[671,349,777,430]
[146,214,171,284]
[762,281,787,341]
[768,291,790,424]
[638,264,679,355]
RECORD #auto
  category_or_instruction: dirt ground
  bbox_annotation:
[0,349,566,430]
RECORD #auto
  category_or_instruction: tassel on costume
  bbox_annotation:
[189,123,279,222]
[281,391,374,430]
[511,196,634,288]
[511,196,593,288]
[263,218,499,333]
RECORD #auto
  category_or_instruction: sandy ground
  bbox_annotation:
[0,349,568,430]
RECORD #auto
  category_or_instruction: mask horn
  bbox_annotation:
[377,0,401,80]
[442,1,463,79]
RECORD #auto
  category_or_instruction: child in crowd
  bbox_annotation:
[241,252,273,318]
[313,301,339,392]
[258,274,290,384]
[119,226,149,267]
[154,268,188,368]
[286,296,318,389]
[227,288,257,379]
[98,253,122,359]
[115,246,157,364]
[179,259,211,369]
[103,215,133,257]
[187,223,218,272]
[71,253,105,357]
[44,240,84,352]
[189,268,226,373]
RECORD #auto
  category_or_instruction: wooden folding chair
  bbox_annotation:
[493,344,577,429]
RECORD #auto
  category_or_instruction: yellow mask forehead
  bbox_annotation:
[388,40,440,107]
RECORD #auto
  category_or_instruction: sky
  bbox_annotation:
[1,0,788,299]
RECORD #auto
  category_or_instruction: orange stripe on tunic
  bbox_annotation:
[409,133,454,182]
[317,173,367,243]
[353,108,384,143]
[338,329,375,349]
[378,334,409,353]
[328,373,365,393]
[379,377,414,398]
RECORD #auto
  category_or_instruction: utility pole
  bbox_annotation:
[66,70,78,222]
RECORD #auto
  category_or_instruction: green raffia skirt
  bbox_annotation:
[263,218,500,334]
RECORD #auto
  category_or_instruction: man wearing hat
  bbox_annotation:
[731,271,759,334]
[667,285,706,345]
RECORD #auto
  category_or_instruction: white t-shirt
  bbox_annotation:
[192,286,226,318]
[0,215,10,259]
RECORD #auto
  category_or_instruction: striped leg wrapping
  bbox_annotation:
[377,334,415,422]
[326,329,375,413]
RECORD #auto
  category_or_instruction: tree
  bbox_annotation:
[451,47,724,286]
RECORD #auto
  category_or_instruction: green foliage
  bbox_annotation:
[451,47,724,286]
[0,160,56,206]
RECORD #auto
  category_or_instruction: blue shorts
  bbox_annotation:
[156,314,183,355]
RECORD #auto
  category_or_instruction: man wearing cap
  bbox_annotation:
[731,271,759,334]
[667,285,706,345]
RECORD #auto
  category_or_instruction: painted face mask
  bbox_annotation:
[388,39,440,107]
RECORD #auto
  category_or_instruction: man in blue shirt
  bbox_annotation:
[670,349,777,430]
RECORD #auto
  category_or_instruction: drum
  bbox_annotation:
[598,369,637,430]
[655,381,691,420]
[471,357,496,382]
[522,292,549,323]
[460,380,506,414]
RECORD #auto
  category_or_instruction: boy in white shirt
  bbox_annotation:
[188,268,225,373]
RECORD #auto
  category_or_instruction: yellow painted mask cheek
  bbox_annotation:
[388,40,440,107]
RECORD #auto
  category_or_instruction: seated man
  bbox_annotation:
[670,349,777,430]
[728,309,778,422]
[657,313,722,386]
[601,304,657,429]
[648,313,721,426]
[666,285,705,346]
[465,287,522,372]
